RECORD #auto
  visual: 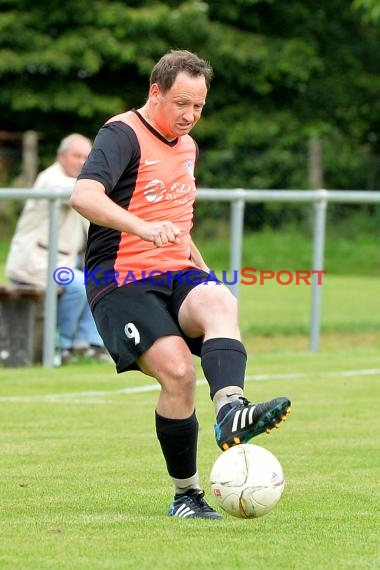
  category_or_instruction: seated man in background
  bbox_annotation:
[6,133,109,364]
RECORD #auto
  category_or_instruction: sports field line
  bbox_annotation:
[0,368,379,404]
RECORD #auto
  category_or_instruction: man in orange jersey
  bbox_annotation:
[71,50,291,519]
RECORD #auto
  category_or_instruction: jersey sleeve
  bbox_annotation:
[78,122,138,194]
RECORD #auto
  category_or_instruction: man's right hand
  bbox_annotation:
[137,221,181,248]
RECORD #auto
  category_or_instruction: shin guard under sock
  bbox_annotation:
[201,337,247,399]
[155,411,199,480]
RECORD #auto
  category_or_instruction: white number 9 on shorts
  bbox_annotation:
[124,322,141,345]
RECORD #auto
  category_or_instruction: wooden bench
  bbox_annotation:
[0,284,45,367]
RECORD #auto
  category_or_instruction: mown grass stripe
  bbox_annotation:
[0,368,378,403]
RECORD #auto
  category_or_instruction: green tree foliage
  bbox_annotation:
[353,0,380,24]
[0,0,379,228]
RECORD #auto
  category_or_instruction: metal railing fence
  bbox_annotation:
[0,187,379,367]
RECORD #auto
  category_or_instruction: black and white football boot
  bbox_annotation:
[168,489,222,519]
[215,396,291,451]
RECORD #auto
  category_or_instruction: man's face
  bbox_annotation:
[58,139,92,178]
[150,72,208,140]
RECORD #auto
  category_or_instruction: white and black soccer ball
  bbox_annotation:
[210,444,285,518]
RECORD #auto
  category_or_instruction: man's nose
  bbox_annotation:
[183,110,195,122]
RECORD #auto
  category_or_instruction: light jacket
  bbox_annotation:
[6,162,88,288]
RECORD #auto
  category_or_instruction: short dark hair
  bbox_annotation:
[150,50,213,92]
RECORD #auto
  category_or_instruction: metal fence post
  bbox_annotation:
[42,198,60,367]
[309,189,328,352]
[229,194,245,299]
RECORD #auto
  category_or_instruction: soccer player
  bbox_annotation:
[71,50,291,519]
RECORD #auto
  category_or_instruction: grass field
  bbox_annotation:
[0,225,379,568]
[239,274,380,339]
[1,347,379,570]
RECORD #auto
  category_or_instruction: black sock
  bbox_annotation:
[201,338,247,399]
[155,411,198,479]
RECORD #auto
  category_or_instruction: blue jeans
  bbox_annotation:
[57,268,103,350]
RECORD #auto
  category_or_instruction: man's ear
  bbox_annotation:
[149,83,160,101]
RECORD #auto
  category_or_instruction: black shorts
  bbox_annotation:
[92,269,221,373]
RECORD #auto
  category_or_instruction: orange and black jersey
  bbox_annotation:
[78,110,199,309]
